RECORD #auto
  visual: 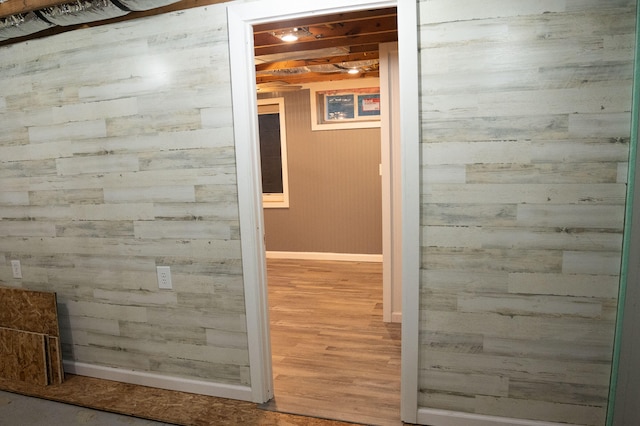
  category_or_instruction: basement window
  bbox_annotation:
[258,97,289,208]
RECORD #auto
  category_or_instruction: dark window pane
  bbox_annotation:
[258,113,283,194]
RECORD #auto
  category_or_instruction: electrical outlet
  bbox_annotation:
[156,266,172,289]
[11,260,22,279]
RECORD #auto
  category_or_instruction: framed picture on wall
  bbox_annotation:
[326,94,356,120]
[307,79,381,131]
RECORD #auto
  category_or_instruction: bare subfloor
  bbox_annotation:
[0,374,353,425]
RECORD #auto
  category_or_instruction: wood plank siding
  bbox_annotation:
[417,0,635,424]
[0,5,249,387]
[0,0,636,424]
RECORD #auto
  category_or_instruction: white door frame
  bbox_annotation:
[380,41,403,324]
[227,0,421,422]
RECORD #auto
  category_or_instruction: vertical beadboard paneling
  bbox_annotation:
[0,5,249,387]
[418,1,634,424]
[260,89,382,254]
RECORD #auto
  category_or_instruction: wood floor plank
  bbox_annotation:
[265,259,402,426]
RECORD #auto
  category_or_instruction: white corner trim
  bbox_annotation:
[391,312,402,323]
[266,251,382,263]
[227,2,274,404]
[63,361,253,402]
[417,408,581,426]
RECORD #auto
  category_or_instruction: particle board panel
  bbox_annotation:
[47,336,64,385]
[0,286,60,337]
[0,374,353,426]
[0,327,48,386]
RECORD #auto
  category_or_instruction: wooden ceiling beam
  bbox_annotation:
[254,15,398,49]
[252,7,396,34]
[255,31,397,56]
[349,43,382,54]
[256,71,380,85]
[256,51,379,72]
[0,0,69,18]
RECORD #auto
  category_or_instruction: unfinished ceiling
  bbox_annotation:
[254,7,397,89]
[0,1,397,89]
[0,0,229,45]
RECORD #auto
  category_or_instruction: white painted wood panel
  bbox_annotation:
[422,350,611,387]
[420,369,509,397]
[419,0,567,25]
[421,311,615,345]
[417,3,632,422]
[0,4,249,393]
[508,273,619,298]
[474,395,605,426]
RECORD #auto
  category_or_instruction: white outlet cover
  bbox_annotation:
[156,266,172,289]
[11,260,22,279]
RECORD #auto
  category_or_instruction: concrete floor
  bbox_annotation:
[0,390,173,426]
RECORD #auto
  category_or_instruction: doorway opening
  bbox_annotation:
[254,10,400,424]
[227,0,421,423]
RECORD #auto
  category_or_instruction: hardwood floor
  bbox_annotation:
[263,259,402,426]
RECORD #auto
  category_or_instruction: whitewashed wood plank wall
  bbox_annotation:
[0,5,250,387]
[0,0,636,424]
[418,0,635,424]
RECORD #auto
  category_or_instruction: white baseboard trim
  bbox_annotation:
[417,408,579,426]
[391,312,402,323]
[266,251,382,262]
[63,361,253,402]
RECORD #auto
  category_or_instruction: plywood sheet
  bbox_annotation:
[47,336,64,385]
[0,287,60,337]
[0,327,48,386]
[0,374,354,426]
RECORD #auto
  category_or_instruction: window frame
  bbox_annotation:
[257,97,290,208]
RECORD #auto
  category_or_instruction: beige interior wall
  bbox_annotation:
[260,89,383,255]
[417,1,635,424]
[0,5,250,387]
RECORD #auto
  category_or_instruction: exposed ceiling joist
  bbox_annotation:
[257,71,380,86]
[252,7,396,35]
[253,7,396,87]
[255,51,379,73]
[0,0,230,46]
[0,0,70,18]
[0,1,396,90]
[255,31,397,57]
[254,14,397,49]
